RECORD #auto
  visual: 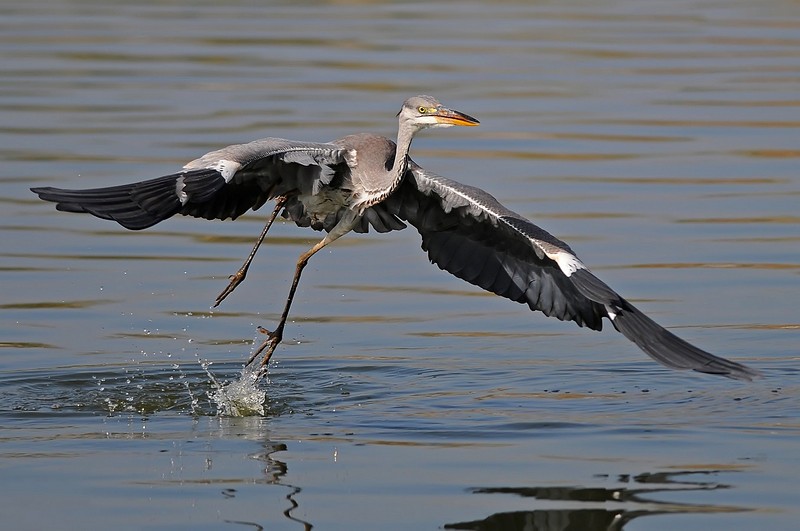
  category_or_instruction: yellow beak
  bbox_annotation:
[433,108,480,127]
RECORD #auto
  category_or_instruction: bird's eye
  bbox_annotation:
[418,106,427,114]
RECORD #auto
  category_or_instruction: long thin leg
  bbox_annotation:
[245,237,333,374]
[214,197,288,308]
[246,212,358,376]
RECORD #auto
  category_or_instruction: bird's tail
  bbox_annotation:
[569,268,759,381]
[31,170,222,230]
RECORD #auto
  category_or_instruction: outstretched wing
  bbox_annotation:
[385,163,758,381]
[31,138,352,230]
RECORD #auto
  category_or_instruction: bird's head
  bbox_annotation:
[397,95,480,132]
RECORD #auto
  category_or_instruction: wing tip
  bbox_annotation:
[611,304,760,381]
[31,177,185,230]
[696,359,761,382]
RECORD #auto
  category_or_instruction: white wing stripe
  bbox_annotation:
[549,251,586,277]
[213,160,242,182]
[412,170,586,277]
[175,175,188,205]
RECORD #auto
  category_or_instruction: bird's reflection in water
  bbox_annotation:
[445,470,750,531]
[260,442,313,531]
[223,441,313,531]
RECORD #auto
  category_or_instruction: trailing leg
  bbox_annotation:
[215,197,287,307]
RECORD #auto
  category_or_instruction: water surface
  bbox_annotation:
[1,0,799,529]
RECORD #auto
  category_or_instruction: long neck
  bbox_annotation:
[390,122,415,184]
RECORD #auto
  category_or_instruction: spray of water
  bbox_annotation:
[205,360,267,417]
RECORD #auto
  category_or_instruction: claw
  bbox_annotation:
[214,269,248,307]
[245,326,282,370]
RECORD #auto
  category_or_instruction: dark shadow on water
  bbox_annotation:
[445,470,750,531]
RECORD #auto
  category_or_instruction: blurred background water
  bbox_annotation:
[1,0,799,529]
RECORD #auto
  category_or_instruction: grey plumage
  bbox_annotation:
[30,95,758,381]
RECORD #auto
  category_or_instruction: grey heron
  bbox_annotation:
[31,95,758,381]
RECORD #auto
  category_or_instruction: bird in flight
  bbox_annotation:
[31,95,758,381]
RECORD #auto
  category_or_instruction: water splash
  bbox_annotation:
[206,361,267,417]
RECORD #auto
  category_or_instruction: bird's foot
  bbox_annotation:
[245,325,283,379]
[214,268,248,307]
